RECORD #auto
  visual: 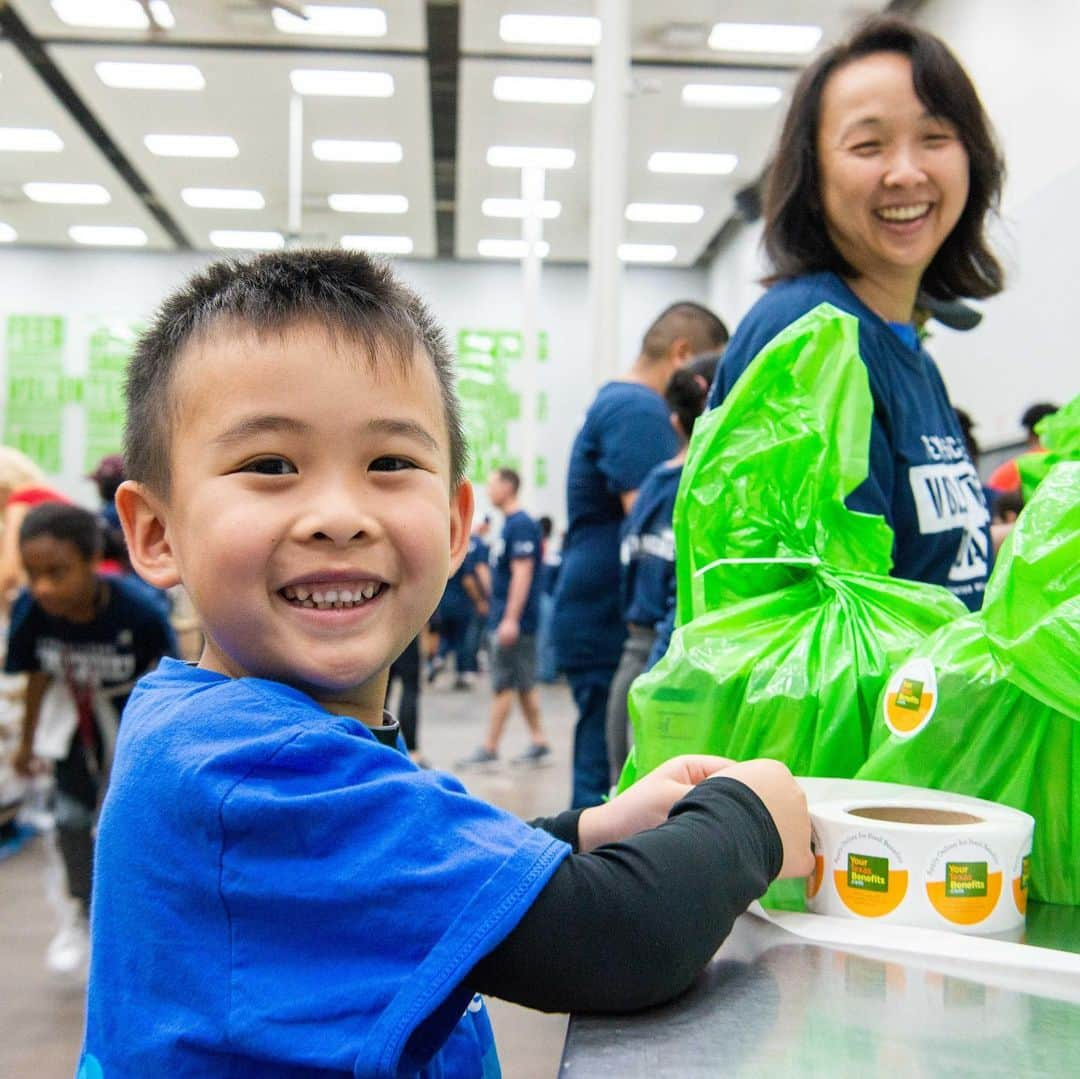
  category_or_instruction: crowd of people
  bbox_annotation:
[0,12,1069,1077]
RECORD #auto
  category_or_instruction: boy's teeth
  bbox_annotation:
[339,589,353,603]
[282,580,382,608]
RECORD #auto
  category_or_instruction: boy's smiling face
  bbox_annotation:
[122,320,471,721]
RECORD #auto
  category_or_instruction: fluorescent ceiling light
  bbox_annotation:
[312,139,402,163]
[273,5,386,37]
[499,14,601,46]
[625,203,704,224]
[481,198,561,220]
[69,225,148,247]
[648,151,737,175]
[477,239,550,259]
[145,134,239,158]
[708,22,822,54]
[51,0,174,29]
[0,223,16,243]
[328,194,409,214]
[24,182,110,205]
[210,230,284,251]
[95,62,204,91]
[340,234,414,255]
[493,76,593,105]
[182,188,265,210]
[682,83,782,108]
[290,69,394,97]
[487,146,575,170]
[618,243,678,263]
[0,128,63,152]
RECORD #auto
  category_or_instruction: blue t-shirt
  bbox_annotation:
[553,381,680,670]
[4,575,176,716]
[81,659,569,1078]
[437,538,479,623]
[709,272,991,611]
[620,461,681,630]
[487,510,542,635]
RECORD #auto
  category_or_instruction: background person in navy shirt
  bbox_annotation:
[606,356,717,785]
[552,302,729,807]
[458,468,550,767]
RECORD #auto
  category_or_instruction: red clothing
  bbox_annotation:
[8,485,69,507]
[987,448,1048,494]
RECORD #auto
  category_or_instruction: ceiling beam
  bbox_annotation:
[0,2,191,249]
[426,1,459,258]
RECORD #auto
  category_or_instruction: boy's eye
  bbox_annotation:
[370,456,417,473]
[241,456,297,476]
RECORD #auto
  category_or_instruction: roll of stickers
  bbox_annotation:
[802,779,1033,936]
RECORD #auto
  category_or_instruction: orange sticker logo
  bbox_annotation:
[835,852,908,917]
[883,659,938,738]
[926,842,1006,926]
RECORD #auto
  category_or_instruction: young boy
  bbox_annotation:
[6,502,175,973]
[84,250,812,1077]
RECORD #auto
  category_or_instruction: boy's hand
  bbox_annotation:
[577,755,734,852]
[719,759,815,879]
[495,617,520,647]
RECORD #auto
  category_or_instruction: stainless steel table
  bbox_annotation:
[561,902,1080,1077]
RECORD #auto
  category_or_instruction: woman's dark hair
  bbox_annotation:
[665,367,711,440]
[20,503,103,561]
[763,15,1004,301]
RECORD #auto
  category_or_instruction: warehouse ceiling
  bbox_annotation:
[0,0,899,265]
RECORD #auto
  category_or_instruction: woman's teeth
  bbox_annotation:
[280,583,381,609]
[877,202,931,222]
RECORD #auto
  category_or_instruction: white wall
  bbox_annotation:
[0,247,708,521]
[706,220,766,330]
[705,0,1080,448]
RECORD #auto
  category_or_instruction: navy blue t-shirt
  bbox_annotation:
[621,460,681,630]
[437,537,479,623]
[709,273,991,611]
[488,510,542,634]
[5,575,177,715]
[553,381,680,670]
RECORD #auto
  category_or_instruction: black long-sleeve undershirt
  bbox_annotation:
[467,777,782,1013]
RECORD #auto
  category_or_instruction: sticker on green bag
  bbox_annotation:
[883,658,938,738]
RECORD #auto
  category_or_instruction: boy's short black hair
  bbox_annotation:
[125,249,467,499]
[640,302,729,363]
[1021,402,1058,435]
[20,503,103,561]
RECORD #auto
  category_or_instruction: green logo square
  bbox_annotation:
[895,678,924,711]
[847,853,889,892]
[945,861,987,898]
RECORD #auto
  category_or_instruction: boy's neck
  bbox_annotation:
[315,669,391,728]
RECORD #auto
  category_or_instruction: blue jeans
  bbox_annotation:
[535,592,559,682]
[567,666,616,809]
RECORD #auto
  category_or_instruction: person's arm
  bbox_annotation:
[619,489,639,516]
[0,500,31,600]
[469,758,812,1013]
[474,560,491,599]
[461,572,488,619]
[496,558,534,646]
[12,671,49,777]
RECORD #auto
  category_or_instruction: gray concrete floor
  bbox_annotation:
[0,672,578,1078]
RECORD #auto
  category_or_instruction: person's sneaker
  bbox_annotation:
[425,656,446,684]
[455,746,498,769]
[452,674,475,691]
[511,743,552,767]
[46,911,90,975]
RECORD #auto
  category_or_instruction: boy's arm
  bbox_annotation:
[12,671,49,776]
[461,572,488,618]
[470,759,812,1013]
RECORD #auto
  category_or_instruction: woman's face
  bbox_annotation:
[817,51,970,293]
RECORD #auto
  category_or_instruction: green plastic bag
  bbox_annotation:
[618,304,967,792]
[858,462,1080,906]
[1017,393,1080,501]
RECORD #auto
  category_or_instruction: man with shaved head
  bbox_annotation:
[552,301,729,807]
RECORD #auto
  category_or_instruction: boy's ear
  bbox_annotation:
[447,479,475,576]
[115,480,182,590]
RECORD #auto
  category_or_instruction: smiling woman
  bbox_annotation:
[704,14,1004,613]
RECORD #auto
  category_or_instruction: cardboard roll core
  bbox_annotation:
[846,806,983,826]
